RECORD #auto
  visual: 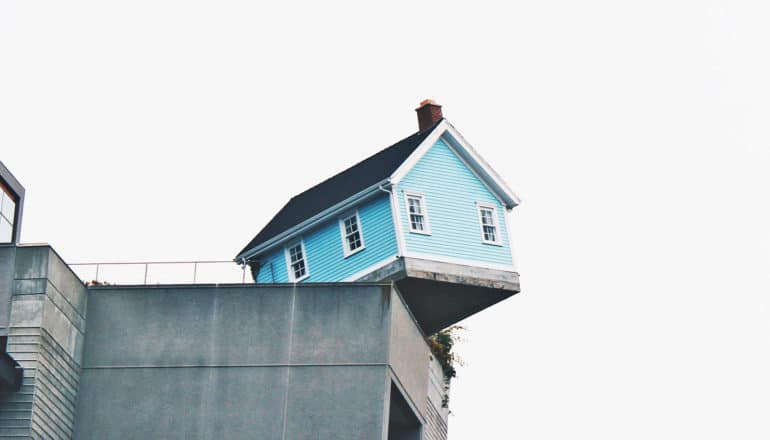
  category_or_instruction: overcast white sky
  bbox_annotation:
[2,0,770,438]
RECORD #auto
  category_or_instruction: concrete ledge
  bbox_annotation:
[85,281,393,290]
[357,257,520,334]
[359,257,519,290]
[403,257,520,290]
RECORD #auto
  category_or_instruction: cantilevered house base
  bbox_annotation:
[236,101,524,336]
[357,257,520,334]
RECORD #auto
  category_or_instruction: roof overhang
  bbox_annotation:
[390,119,521,209]
[235,179,391,262]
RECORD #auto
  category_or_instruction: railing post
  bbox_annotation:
[72,260,245,285]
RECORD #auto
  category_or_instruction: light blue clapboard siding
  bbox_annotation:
[255,246,289,283]
[396,138,514,266]
[255,194,398,283]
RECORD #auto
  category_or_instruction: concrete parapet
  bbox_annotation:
[74,283,447,440]
[0,244,87,439]
[0,246,452,439]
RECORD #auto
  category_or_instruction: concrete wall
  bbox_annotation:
[389,289,429,418]
[74,283,445,440]
[0,246,450,439]
[0,246,16,334]
[388,289,449,440]
[0,245,87,439]
[424,357,450,440]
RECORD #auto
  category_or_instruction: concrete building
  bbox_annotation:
[0,102,522,439]
[0,245,449,439]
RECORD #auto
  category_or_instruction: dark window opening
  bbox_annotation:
[0,182,16,243]
[387,384,421,440]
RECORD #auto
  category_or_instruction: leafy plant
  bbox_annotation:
[85,279,111,286]
[426,325,465,408]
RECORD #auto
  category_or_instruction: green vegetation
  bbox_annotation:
[85,280,111,286]
[426,325,465,408]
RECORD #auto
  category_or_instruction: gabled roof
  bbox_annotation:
[235,118,521,262]
[391,119,521,209]
[235,120,442,260]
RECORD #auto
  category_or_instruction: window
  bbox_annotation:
[387,383,421,440]
[339,212,365,256]
[405,192,430,234]
[285,241,309,282]
[0,184,16,243]
[477,204,501,244]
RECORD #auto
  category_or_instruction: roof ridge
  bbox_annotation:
[236,120,443,259]
[287,129,426,201]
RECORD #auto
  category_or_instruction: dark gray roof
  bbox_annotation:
[236,121,441,260]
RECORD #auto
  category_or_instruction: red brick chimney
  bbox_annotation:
[415,99,443,132]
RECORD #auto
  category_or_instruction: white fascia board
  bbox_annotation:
[237,179,390,262]
[385,184,405,256]
[390,119,522,209]
[501,207,518,272]
[389,119,450,183]
[442,121,522,208]
[445,140,508,208]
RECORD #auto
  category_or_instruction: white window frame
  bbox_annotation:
[339,210,366,257]
[404,191,431,235]
[284,240,310,282]
[477,202,502,245]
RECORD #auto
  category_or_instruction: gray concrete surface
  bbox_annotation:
[75,283,444,440]
[0,244,88,439]
[359,256,520,333]
[0,245,452,439]
[389,288,430,421]
[0,245,16,334]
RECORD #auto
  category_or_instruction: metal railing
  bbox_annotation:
[69,260,249,285]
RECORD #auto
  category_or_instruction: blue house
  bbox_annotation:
[236,100,521,333]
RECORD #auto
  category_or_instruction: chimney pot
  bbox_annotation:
[415,99,443,132]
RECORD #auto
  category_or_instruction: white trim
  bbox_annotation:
[239,118,521,262]
[501,208,517,271]
[342,255,400,282]
[401,251,516,272]
[384,184,405,256]
[339,210,366,258]
[476,202,503,245]
[446,139,507,208]
[442,121,522,207]
[390,120,449,183]
[390,119,521,209]
[403,191,431,235]
[284,240,310,282]
[237,179,389,261]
